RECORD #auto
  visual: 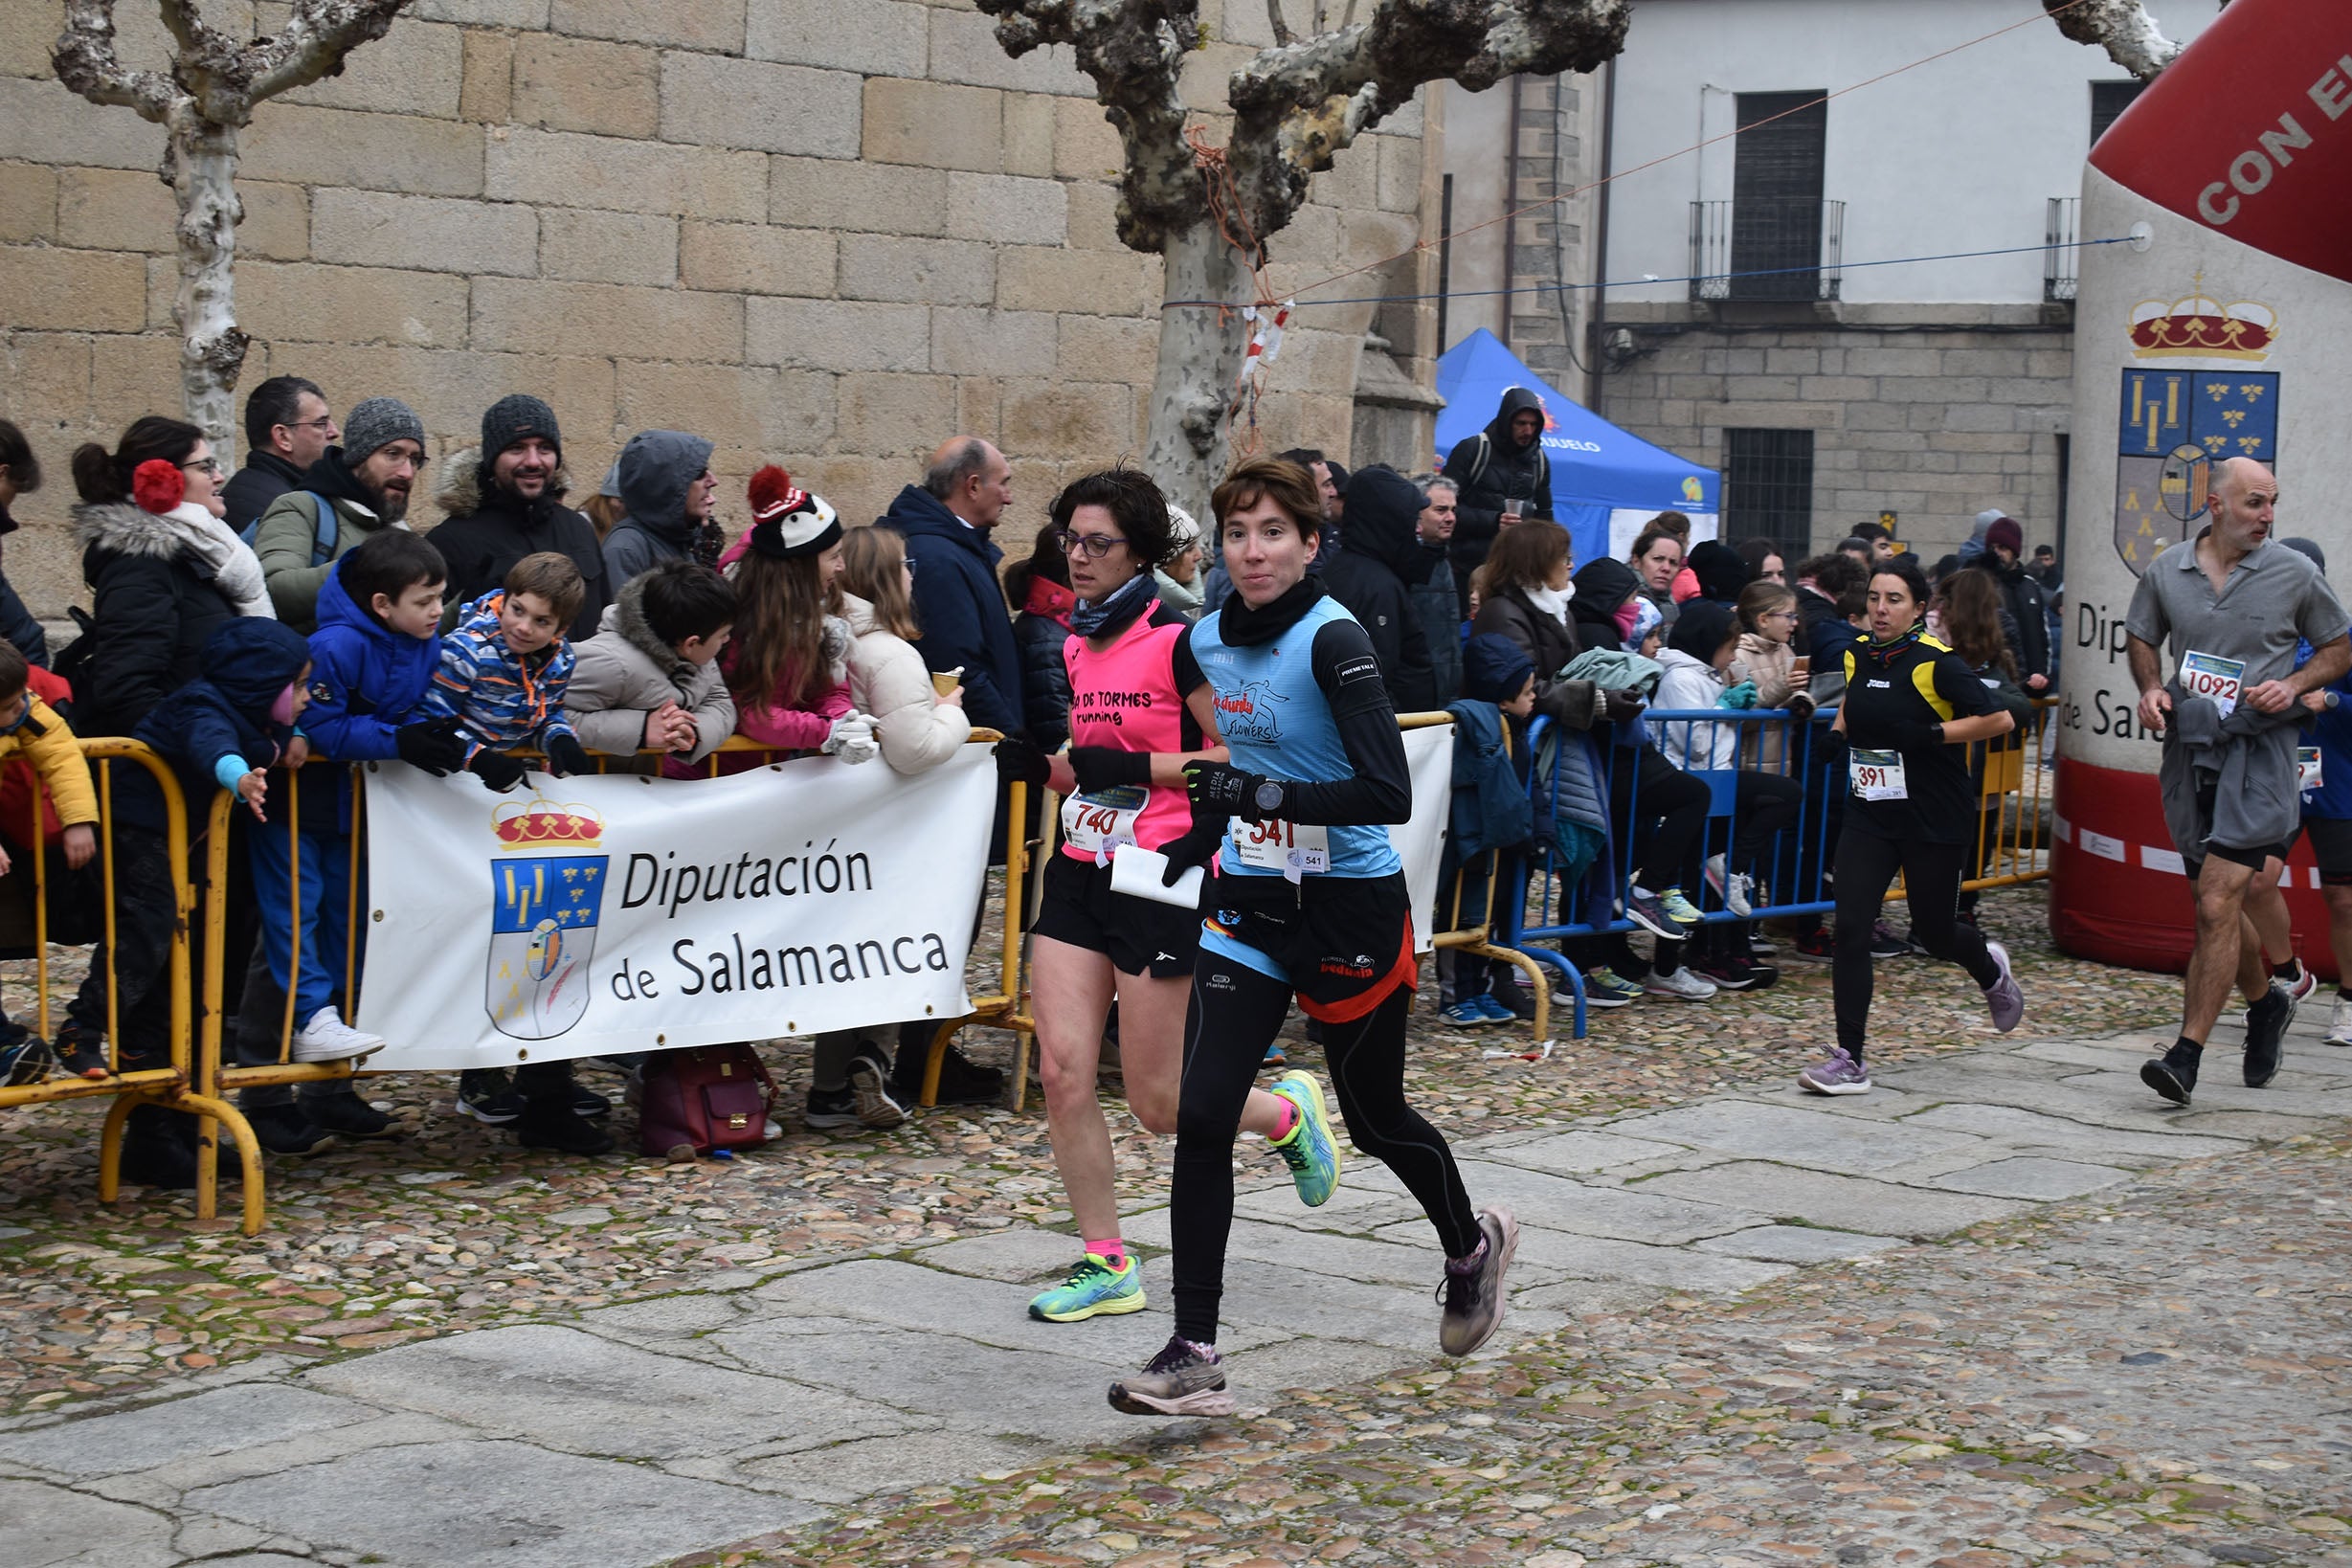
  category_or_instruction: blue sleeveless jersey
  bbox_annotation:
[1191,595,1401,881]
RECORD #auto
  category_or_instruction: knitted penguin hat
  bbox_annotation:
[746,465,840,560]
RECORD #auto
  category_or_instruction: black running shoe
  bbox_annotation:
[245,1102,335,1156]
[893,1044,1003,1107]
[1109,1333,1235,1417]
[2244,982,2293,1087]
[0,1031,56,1086]
[304,1088,397,1139]
[2139,1042,2200,1106]
[456,1067,525,1125]
[1438,1206,1519,1357]
[55,1028,110,1080]
[516,1100,615,1155]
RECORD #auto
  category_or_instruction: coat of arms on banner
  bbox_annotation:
[487,795,607,1040]
[2112,280,2283,577]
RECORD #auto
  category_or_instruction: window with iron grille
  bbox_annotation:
[1722,429,1815,544]
[2090,79,2144,145]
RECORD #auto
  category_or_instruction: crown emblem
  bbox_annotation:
[2128,273,2276,361]
[493,795,605,849]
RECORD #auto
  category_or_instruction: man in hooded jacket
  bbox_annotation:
[602,430,719,585]
[1443,386,1556,614]
[1318,465,1442,713]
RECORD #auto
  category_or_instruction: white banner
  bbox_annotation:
[1395,722,1454,952]
[355,750,996,1070]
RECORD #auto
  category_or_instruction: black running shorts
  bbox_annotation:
[1030,851,1201,979]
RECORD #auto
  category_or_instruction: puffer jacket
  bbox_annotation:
[0,695,98,829]
[603,430,719,586]
[1733,631,1804,768]
[301,559,441,763]
[427,447,611,643]
[425,590,578,757]
[1653,648,1740,772]
[1472,585,1602,731]
[564,571,738,764]
[1410,556,1463,706]
[117,617,311,836]
[1011,576,1075,753]
[70,501,250,738]
[844,593,971,774]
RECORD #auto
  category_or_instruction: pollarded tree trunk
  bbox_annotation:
[1142,219,1248,518]
[54,0,413,462]
[166,103,247,452]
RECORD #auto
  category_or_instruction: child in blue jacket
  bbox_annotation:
[234,532,469,1147]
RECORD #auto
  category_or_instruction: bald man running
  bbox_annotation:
[2128,459,2351,1104]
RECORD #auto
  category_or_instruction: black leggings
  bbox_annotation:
[1612,745,1710,892]
[1832,825,1999,1059]
[1171,952,1478,1343]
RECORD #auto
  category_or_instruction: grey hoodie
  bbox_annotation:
[603,430,716,586]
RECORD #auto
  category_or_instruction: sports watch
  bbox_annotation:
[1252,778,1288,817]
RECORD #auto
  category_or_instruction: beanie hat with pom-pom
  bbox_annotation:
[746,465,840,560]
[132,459,187,516]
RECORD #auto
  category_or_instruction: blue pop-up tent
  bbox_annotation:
[1434,329,1720,566]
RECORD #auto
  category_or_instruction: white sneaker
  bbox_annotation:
[2328,994,2352,1047]
[1725,872,1755,919]
[291,1006,384,1063]
[1644,967,1718,1001]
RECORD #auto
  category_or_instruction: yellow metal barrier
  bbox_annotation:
[1881,696,2056,908]
[0,739,266,1224]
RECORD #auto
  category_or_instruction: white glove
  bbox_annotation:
[821,712,879,765]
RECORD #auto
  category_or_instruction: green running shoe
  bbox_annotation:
[1028,1252,1146,1322]
[1658,885,1705,926]
[1268,1069,1342,1208]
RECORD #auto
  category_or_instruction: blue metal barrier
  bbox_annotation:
[1502,706,1846,1039]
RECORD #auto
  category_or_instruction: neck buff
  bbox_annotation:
[1023,576,1076,629]
[1860,617,1927,668]
[1067,570,1156,639]
[1219,573,1326,648]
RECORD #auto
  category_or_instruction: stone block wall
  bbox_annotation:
[0,0,1435,619]
[1597,302,2076,562]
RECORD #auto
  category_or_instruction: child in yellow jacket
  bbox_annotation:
[0,642,98,1083]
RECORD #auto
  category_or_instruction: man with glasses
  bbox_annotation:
[252,396,427,633]
[223,375,339,530]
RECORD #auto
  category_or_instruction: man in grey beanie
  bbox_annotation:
[427,392,611,643]
[252,393,427,633]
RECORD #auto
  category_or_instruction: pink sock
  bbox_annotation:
[1085,1237,1127,1271]
[1270,1098,1299,1139]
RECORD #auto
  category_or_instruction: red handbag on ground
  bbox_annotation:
[636,1043,776,1158]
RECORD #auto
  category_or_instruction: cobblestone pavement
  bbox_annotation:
[0,899,2342,1568]
[0,889,2175,1416]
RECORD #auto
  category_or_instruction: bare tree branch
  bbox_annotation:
[975,0,1202,250]
[53,0,414,452]
[1266,0,1291,48]
[52,0,175,120]
[2039,0,2184,81]
[1226,0,1631,242]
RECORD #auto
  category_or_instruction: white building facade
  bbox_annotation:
[1448,0,2218,562]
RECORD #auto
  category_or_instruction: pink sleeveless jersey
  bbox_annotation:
[1060,602,1199,861]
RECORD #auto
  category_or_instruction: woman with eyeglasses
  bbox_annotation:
[70,415,275,739]
[1107,456,1513,1420]
[994,467,1340,1331]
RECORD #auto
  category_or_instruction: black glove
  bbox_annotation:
[1066,745,1152,795]
[392,717,466,776]
[544,732,592,779]
[467,748,528,792]
[995,734,1051,787]
[1159,818,1225,885]
[1602,686,1646,723]
[1183,759,1265,818]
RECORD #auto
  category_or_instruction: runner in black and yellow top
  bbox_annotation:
[1800,554,2024,1096]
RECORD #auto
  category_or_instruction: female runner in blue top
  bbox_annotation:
[1108,457,1517,1419]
